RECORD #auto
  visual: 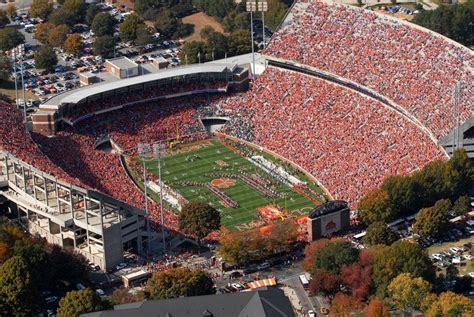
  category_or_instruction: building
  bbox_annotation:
[307,200,350,241]
[79,72,99,86]
[150,56,169,70]
[82,288,295,317]
[0,151,153,270]
[105,57,140,79]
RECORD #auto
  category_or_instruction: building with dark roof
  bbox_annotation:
[82,288,295,317]
[307,200,350,241]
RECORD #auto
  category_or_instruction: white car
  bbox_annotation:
[308,310,316,317]
[115,262,127,270]
[464,254,474,260]
[469,272,474,278]
[95,289,105,296]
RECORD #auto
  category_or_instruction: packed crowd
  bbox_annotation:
[64,80,228,123]
[263,0,474,139]
[219,67,446,205]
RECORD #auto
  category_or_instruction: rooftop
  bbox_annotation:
[82,288,295,317]
[106,57,138,69]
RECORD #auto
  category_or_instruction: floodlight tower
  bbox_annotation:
[452,81,462,154]
[138,143,150,216]
[246,1,257,81]
[259,1,268,49]
[153,142,167,254]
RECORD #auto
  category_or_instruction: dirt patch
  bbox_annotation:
[211,178,236,189]
[0,84,38,101]
[182,12,225,42]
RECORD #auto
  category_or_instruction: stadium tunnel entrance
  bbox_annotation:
[201,117,230,133]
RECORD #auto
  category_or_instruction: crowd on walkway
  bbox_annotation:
[263,0,474,139]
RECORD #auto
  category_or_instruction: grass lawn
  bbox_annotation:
[140,139,322,231]
[0,82,38,101]
[427,236,474,276]
[182,12,226,42]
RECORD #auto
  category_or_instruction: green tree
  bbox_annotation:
[49,245,88,283]
[48,8,76,26]
[47,24,70,47]
[145,267,215,300]
[227,29,252,56]
[202,28,228,60]
[13,240,51,289]
[222,10,249,33]
[91,12,115,37]
[179,40,207,64]
[0,256,41,316]
[0,10,10,28]
[120,14,145,42]
[0,54,12,83]
[448,149,474,198]
[30,0,53,19]
[93,35,115,57]
[372,240,434,297]
[135,27,153,46]
[192,0,236,20]
[86,4,101,25]
[310,240,359,274]
[154,9,179,39]
[34,45,58,70]
[413,199,451,239]
[63,33,84,55]
[265,0,288,31]
[62,0,86,24]
[363,221,398,246]
[452,195,470,216]
[179,201,220,250]
[382,175,419,216]
[387,273,432,311]
[57,288,109,317]
[0,28,25,51]
[358,189,395,225]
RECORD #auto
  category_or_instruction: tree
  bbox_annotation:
[413,199,451,239]
[61,0,86,24]
[13,240,52,289]
[265,220,298,253]
[364,297,390,317]
[179,40,207,64]
[0,28,25,51]
[387,273,432,311]
[302,239,331,272]
[0,241,9,264]
[0,256,41,316]
[222,10,249,33]
[120,14,145,42]
[452,195,470,216]
[425,291,474,317]
[372,240,434,297]
[358,189,395,224]
[308,269,340,296]
[265,0,288,31]
[49,245,88,283]
[30,0,53,19]
[329,292,365,317]
[34,45,57,70]
[34,22,53,44]
[135,27,153,46]
[111,287,145,305]
[227,29,251,56]
[310,240,359,274]
[63,33,83,55]
[145,267,215,300]
[0,225,27,247]
[448,149,474,198]
[86,4,101,25]
[0,54,12,84]
[48,24,70,47]
[192,0,236,19]
[0,10,10,28]
[91,12,115,37]
[48,8,76,26]
[57,288,109,317]
[340,261,372,301]
[382,174,419,216]
[154,9,179,39]
[178,201,221,250]
[5,4,17,18]
[363,221,398,246]
[93,35,115,57]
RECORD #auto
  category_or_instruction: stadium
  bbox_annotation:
[0,0,473,270]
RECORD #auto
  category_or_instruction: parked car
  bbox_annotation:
[257,262,270,270]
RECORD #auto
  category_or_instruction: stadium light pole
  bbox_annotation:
[259,1,268,49]
[13,51,18,109]
[138,143,150,216]
[153,142,167,254]
[20,62,27,129]
[246,1,257,81]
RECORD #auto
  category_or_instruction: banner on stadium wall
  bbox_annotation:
[320,212,341,236]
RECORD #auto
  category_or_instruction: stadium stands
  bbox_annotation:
[218,67,446,204]
[263,0,474,139]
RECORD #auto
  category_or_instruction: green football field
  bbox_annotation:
[142,139,323,231]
